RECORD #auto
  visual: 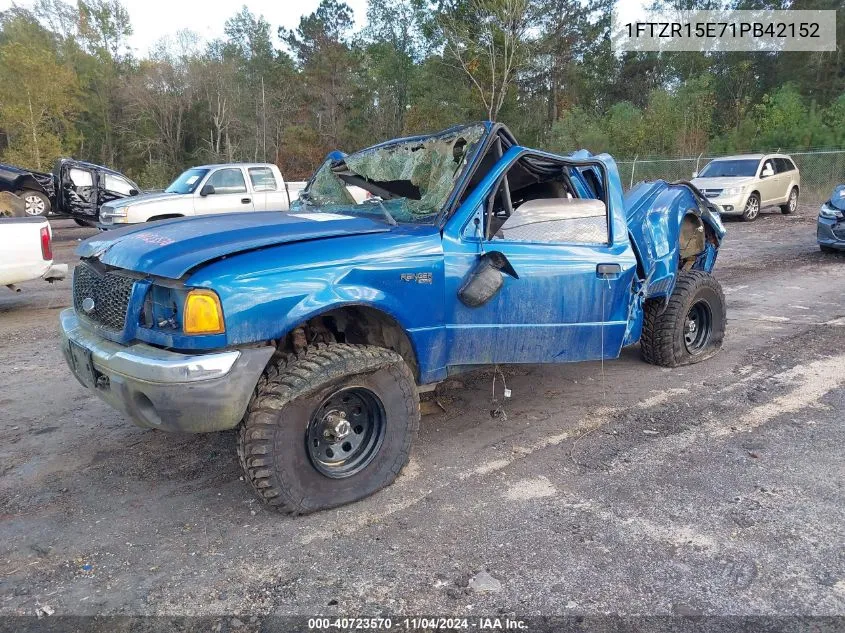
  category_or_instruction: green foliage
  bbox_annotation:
[0,13,79,170]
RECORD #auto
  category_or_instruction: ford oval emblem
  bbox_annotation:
[82,297,95,313]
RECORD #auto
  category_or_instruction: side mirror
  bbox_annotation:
[761,166,774,178]
[199,184,215,197]
[129,188,139,196]
[457,251,519,308]
[691,171,698,179]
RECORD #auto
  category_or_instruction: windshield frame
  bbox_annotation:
[698,158,760,178]
[165,168,210,194]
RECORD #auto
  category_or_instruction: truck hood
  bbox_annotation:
[690,176,755,190]
[102,191,179,210]
[77,211,391,279]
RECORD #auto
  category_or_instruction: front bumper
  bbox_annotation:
[708,193,749,215]
[818,216,845,250]
[59,309,275,432]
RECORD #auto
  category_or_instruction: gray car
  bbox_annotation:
[818,185,845,253]
[692,154,800,221]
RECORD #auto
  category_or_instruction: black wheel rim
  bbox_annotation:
[684,299,713,354]
[306,386,386,479]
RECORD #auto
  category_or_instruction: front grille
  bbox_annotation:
[701,188,723,198]
[73,263,136,331]
[833,223,845,240]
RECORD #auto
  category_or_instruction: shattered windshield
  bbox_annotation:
[297,124,487,224]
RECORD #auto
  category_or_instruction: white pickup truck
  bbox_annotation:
[0,217,67,290]
[99,163,308,227]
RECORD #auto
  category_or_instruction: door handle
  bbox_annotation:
[241,198,251,204]
[596,263,621,278]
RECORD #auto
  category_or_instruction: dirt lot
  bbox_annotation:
[1,207,844,622]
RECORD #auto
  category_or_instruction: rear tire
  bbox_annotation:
[641,270,726,368]
[17,189,51,216]
[238,343,419,515]
[741,193,760,221]
[780,188,798,214]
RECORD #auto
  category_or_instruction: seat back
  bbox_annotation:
[498,198,607,243]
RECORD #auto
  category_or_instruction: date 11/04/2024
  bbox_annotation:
[624,21,821,39]
[307,617,529,630]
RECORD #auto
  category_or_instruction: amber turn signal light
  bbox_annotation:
[183,289,225,335]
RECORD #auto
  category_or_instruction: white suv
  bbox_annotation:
[692,154,800,221]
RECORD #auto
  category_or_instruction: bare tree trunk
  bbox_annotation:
[261,76,267,163]
[27,92,41,170]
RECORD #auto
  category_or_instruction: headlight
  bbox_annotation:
[820,203,842,219]
[183,289,225,335]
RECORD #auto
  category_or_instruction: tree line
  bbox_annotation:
[0,0,842,188]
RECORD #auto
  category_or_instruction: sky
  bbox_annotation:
[0,0,370,55]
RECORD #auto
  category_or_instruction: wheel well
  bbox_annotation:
[276,306,419,379]
[680,212,720,271]
[148,214,184,222]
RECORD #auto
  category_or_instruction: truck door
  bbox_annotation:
[99,172,139,207]
[441,152,638,366]
[247,166,284,211]
[57,162,97,219]
[194,167,255,215]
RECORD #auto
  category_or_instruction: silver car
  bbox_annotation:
[692,154,800,221]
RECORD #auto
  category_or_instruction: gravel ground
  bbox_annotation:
[0,206,843,625]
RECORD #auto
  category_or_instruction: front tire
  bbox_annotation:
[641,270,726,368]
[781,188,798,214]
[741,193,760,221]
[238,343,419,515]
[17,190,51,216]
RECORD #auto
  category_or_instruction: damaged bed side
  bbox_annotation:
[620,179,726,346]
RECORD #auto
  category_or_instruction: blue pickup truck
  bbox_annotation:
[60,122,726,514]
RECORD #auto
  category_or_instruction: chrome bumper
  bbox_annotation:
[59,309,274,432]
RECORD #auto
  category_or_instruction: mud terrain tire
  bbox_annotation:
[641,270,726,368]
[238,343,419,514]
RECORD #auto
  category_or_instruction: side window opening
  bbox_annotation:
[249,167,277,192]
[208,168,247,194]
[103,174,134,196]
[485,156,609,245]
[775,157,794,174]
[761,159,775,175]
[69,168,93,188]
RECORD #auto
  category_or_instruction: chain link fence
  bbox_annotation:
[616,150,845,205]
